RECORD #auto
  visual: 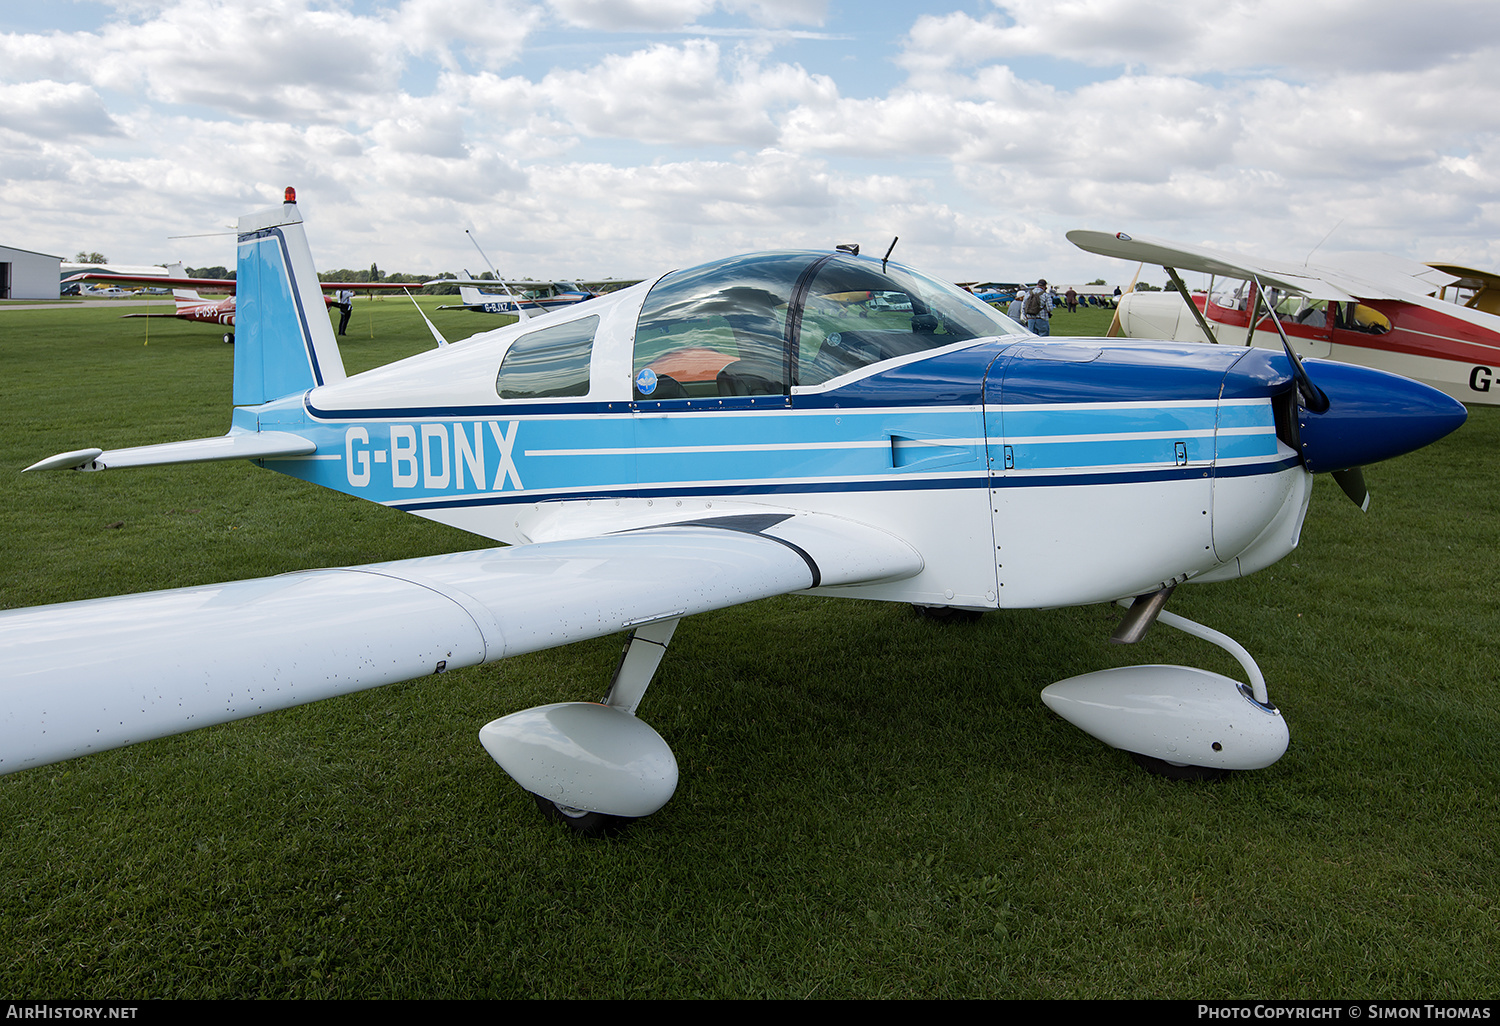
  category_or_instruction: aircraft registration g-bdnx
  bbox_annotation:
[1,190,1468,835]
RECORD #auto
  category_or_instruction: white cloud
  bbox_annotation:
[548,0,717,31]
[0,0,538,125]
[0,81,122,138]
[902,0,1500,78]
[548,0,827,30]
[4,1,1500,283]
[536,39,838,146]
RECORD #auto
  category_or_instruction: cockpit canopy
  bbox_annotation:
[631,251,1025,399]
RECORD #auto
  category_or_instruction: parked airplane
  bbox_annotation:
[64,263,409,343]
[1068,230,1500,405]
[0,191,1467,836]
[957,282,1021,306]
[433,275,642,315]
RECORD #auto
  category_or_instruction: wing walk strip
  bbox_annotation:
[0,515,921,774]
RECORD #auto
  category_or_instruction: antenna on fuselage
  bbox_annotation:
[1304,220,1344,266]
[466,230,530,321]
[881,236,900,274]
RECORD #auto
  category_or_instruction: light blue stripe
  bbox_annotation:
[998,404,1219,436]
[1217,402,1277,429]
[1011,437,1210,470]
[260,398,1289,505]
[1216,432,1282,459]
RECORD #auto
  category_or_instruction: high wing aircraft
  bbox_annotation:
[64,263,410,343]
[433,276,643,315]
[1427,262,1500,315]
[0,192,1467,836]
[1068,229,1500,405]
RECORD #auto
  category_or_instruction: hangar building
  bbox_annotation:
[0,245,63,300]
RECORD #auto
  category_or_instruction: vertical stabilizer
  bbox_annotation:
[234,192,346,406]
[165,262,205,305]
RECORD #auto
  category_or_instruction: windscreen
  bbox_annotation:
[632,251,1024,398]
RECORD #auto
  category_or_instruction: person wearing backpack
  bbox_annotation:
[1024,278,1053,336]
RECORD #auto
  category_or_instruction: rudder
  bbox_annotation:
[234,190,346,406]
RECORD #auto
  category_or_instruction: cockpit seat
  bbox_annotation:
[717,360,783,396]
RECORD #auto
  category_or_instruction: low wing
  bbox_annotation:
[1067,229,1459,302]
[0,512,921,775]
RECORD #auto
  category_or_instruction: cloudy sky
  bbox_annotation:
[3,0,1498,287]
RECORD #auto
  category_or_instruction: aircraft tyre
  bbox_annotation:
[1128,751,1230,782]
[530,792,635,838]
[911,604,982,624]
[223,332,235,345]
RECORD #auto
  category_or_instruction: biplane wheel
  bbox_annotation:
[223,332,234,345]
[530,792,635,838]
[910,604,983,624]
[1128,751,1230,782]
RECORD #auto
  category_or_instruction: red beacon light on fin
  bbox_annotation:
[284,186,296,203]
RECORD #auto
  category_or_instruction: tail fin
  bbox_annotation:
[164,262,205,306]
[233,191,346,406]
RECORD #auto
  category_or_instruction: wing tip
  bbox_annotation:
[23,448,104,473]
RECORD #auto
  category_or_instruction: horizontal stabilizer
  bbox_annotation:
[24,431,315,472]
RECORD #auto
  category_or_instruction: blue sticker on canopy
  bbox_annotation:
[635,367,658,395]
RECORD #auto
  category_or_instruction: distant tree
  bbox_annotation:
[74,251,107,263]
[426,272,460,296]
[185,266,232,279]
[316,268,459,292]
[1087,278,1106,286]
[1134,282,1163,292]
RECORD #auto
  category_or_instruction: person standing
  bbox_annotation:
[337,288,353,336]
[1007,289,1027,323]
[1064,286,1078,314]
[1024,278,1053,336]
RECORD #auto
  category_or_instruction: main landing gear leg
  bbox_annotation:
[602,618,678,715]
[479,618,682,838]
[1041,596,1289,778]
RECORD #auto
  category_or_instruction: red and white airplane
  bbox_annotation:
[1069,230,1500,405]
[65,256,412,343]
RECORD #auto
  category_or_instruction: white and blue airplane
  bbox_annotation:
[0,190,1468,835]
[435,277,640,316]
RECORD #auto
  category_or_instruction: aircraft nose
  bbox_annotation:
[1296,359,1467,473]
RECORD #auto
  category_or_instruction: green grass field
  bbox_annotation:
[1,297,1497,998]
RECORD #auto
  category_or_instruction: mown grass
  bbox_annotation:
[0,298,1497,998]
